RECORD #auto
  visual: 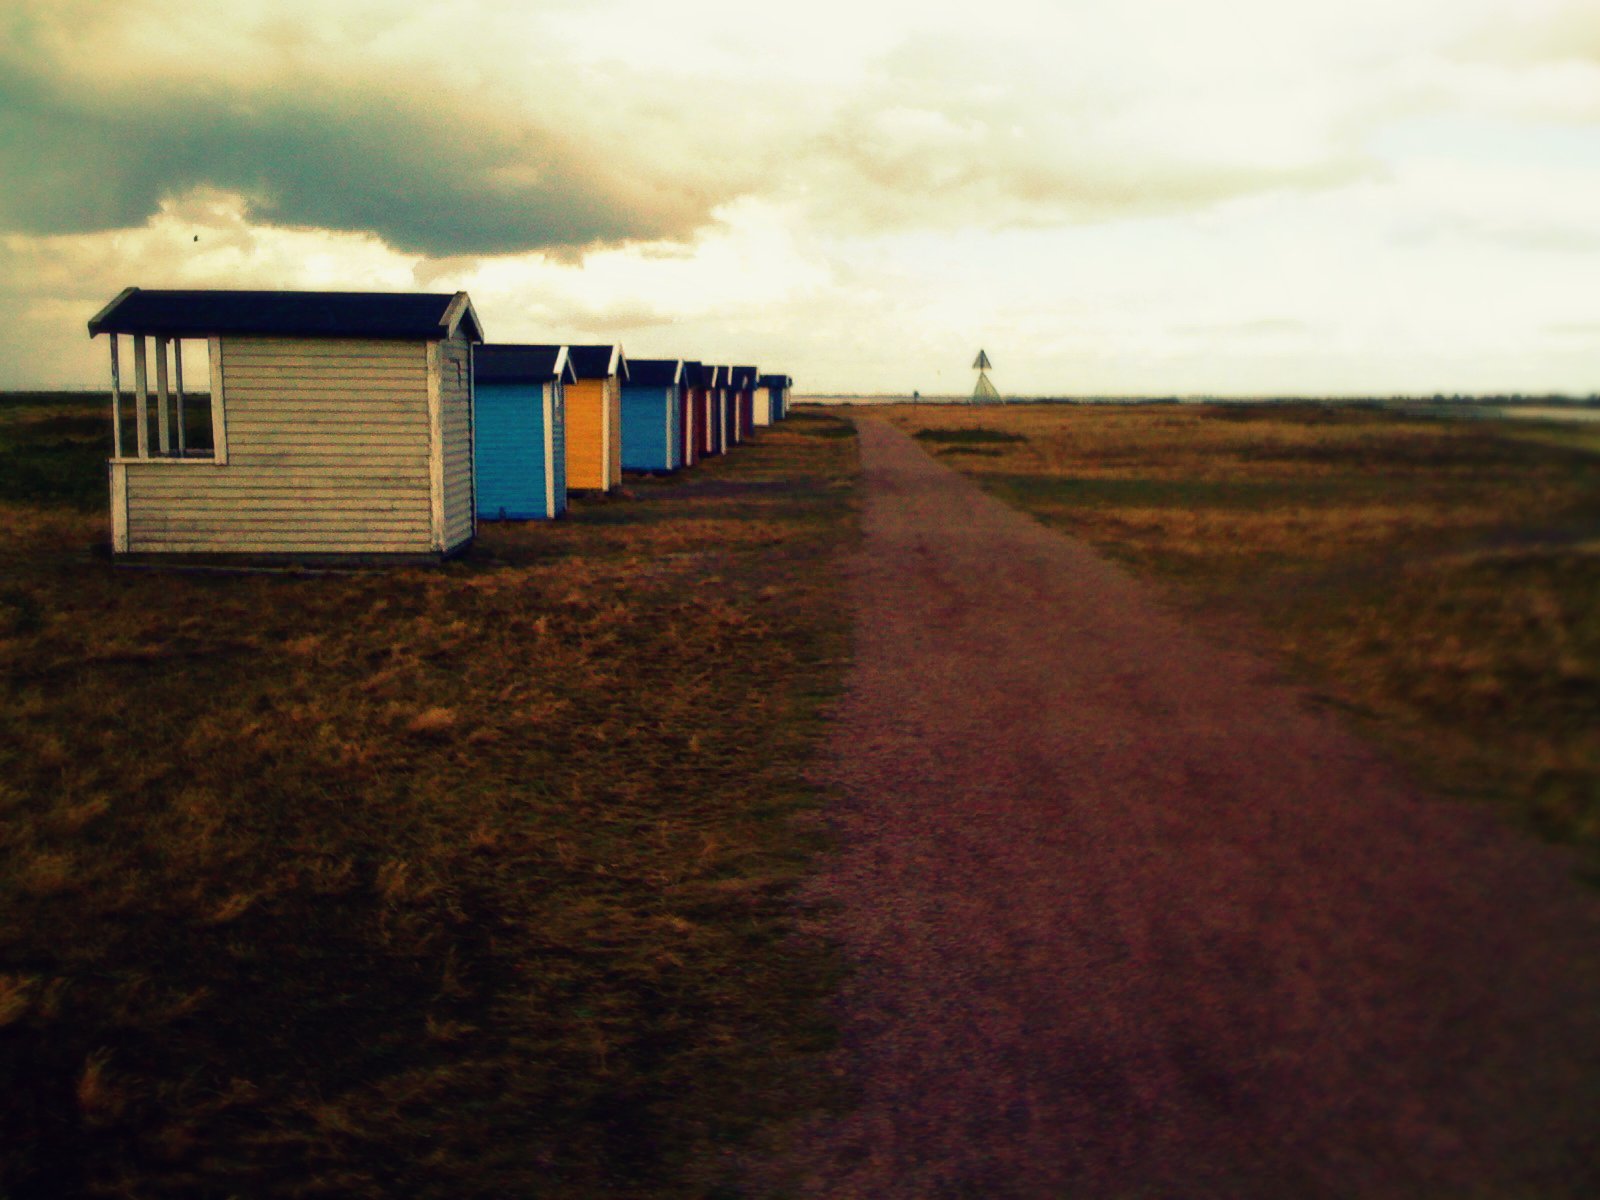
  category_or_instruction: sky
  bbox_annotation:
[3,0,1600,397]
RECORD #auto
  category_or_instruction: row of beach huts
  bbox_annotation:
[87,288,794,560]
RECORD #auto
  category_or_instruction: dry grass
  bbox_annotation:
[0,393,859,1198]
[877,401,1600,876]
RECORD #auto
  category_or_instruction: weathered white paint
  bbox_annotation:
[121,336,438,553]
[209,336,228,464]
[439,336,474,549]
[110,456,220,466]
[543,380,557,517]
[468,341,478,539]
[109,461,128,552]
[133,334,149,458]
[173,339,186,456]
[155,336,171,455]
[600,377,613,489]
[109,336,123,458]
[426,340,447,551]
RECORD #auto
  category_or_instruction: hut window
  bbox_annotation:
[108,335,218,461]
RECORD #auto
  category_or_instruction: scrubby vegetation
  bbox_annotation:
[911,427,1027,445]
[886,402,1600,878]
[0,392,859,1198]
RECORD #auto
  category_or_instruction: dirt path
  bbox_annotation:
[759,418,1600,1198]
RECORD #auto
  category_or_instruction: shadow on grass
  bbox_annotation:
[913,427,1028,444]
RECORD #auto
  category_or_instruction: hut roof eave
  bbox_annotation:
[87,288,485,342]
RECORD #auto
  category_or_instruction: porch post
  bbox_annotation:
[155,337,171,455]
[133,334,149,458]
[173,340,186,456]
[109,336,123,458]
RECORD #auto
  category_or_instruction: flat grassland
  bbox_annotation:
[0,393,857,1198]
[878,402,1600,877]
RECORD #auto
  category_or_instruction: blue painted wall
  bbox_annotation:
[621,384,680,471]
[476,380,561,519]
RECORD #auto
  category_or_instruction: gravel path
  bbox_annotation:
[759,418,1600,1198]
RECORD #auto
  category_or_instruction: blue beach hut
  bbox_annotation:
[621,358,684,472]
[474,344,575,520]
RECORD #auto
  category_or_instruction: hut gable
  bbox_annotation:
[567,344,627,381]
[89,289,483,559]
[474,345,575,386]
[624,359,682,388]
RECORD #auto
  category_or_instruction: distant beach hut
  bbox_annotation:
[729,366,758,444]
[87,287,483,559]
[755,374,791,426]
[721,365,740,451]
[706,365,729,456]
[621,358,684,472]
[679,359,705,467]
[566,344,627,492]
[474,344,575,520]
[698,363,721,457]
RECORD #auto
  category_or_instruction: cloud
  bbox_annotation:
[1458,3,1600,65]
[1174,318,1312,338]
[0,29,730,256]
[784,32,1377,234]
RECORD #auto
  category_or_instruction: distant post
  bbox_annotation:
[972,350,999,404]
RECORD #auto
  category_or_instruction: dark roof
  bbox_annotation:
[758,374,792,388]
[87,288,483,342]
[567,344,627,381]
[680,359,703,386]
[624,358,683,387]
[475,344,575,384]
[730,365,758,388]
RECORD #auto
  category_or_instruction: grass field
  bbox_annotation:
[0,393,858,1198]
[880,401,1600,879]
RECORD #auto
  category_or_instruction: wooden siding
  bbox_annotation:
[621,385,675,472]
[476,380,559,519]
[607,375,622,484]
[565,377,616,491]
[439,336,474,549]
[680,385,699,467]
[550,381,567,514]
[710,390,727,455]
[123,336,435,554]
[669,384,682,469]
